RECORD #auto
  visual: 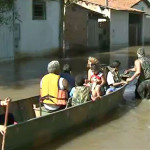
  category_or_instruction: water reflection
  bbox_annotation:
[0,46,143,86]
[0,46,150,149]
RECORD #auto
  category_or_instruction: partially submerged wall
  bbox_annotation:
[110,10,129,50]
[15,0,62,58]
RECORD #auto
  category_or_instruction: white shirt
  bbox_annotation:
[107,71,115,85]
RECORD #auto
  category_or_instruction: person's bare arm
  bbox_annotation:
[125,67,136,74]
[100,75,106,86]
[0,125,6,134]
[62,79,69,90]
[88,69,92,81]
[112,81,127,87]
[126,59,141,83]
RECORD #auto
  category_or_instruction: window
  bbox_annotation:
[141,6,144,11]
[32,0,46,20]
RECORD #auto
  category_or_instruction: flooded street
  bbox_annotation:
[1,46,150,149]
[39,99,150,150]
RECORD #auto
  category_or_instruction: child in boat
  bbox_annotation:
[87,56,99,81]
[60,64,75,93]
[90,64,105,101]
[106,60,127,94]
[70,74,91,106]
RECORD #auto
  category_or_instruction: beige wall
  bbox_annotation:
[133,1,150,44]
[110,10,129,50]
[65,5,88,49]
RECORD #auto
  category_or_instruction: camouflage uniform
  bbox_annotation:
[71,86,91,106]
[107,66,122,84]
[136,57,150,99]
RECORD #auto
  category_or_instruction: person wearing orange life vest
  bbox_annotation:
[40,61,69,111]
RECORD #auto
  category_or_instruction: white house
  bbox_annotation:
[65,0,150,51]
[131,0,150,44]
[0,0,63,62]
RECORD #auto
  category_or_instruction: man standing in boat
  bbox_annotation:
[40,60,69,111]
[126,48,150,99]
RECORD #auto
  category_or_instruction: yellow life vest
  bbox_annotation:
[40,73,67,105]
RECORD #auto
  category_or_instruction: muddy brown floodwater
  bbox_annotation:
[0,46,150,149]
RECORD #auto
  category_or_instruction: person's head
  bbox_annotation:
[111,60,121,71]
[87,57,99,68]
[63,64,71,73]
[75,74,85,86]
[47,60,60,74]
[137,47,145,58]
[91,64,99,75]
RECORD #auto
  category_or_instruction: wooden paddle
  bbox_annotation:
[1,98,11,150]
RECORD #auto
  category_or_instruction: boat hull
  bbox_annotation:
[0,85,126,150]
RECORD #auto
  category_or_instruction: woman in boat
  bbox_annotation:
[125,48,150,99]
[87,56,99,81]
[60,64,75,93]
[106,60,127,94]
[90,64,105,101]
[40,60,69,111]
[70,74,91,106]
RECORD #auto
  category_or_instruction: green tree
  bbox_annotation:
[0,0,16,25]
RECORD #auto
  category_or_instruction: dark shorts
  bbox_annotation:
[0,113,15,125]
[137,79,150,99]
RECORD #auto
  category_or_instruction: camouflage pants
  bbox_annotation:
[136,79,150,99]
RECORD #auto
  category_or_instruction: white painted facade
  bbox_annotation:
[133,1,150,44]
[88,18,99,48]
[15,0,62,57]
[0,0,62,61]
[110,10,129,50]
[0,11,14,61]
[0,26,14,61]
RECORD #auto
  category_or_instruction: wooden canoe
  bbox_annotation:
[0,85,126,150]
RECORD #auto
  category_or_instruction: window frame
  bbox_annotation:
[32,0,46,20]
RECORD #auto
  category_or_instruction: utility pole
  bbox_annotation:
[105,0,108,7]
[62,0,67,57]
[62,0,78,57]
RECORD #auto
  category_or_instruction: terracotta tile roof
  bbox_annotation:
[78,0,148,12]
[108,0,142,8]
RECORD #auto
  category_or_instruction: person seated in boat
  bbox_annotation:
[86,56,108,91]
[70,74,91,106]
[60,64,75,93]
[90,64,105,101]
[0,98,15,133]
[125,48,150,99]
[106,60,127,95]
[40,60,69,111]
[87,56,99,81]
